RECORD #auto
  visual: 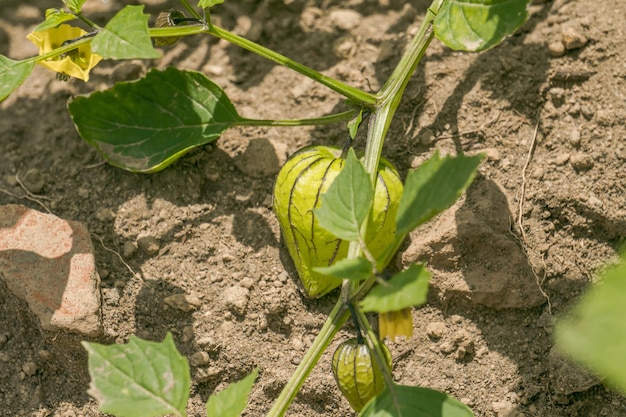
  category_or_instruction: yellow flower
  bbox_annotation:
[379,308,413,342]
[27,24,102,82]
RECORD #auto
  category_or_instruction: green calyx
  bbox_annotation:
[273,145,403,298]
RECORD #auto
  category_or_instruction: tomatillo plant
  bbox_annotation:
[1,0,532,415]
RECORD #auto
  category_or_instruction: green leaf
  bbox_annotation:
[34,8,77,32]
[434,0,530,52]
[314,257,373,281]
[360,384,474,417]
[396,152,483,236]
[82,333,190,417]
[206,368,258,417]
[64,0,87,14]
[0,56,35,102]
[198,0,225,8]
[315,148,374,242]
[347,109,364,140]
[68,67,243,172]
[360,264,430,313]
[91,5,161,59]
[555,255,626,395]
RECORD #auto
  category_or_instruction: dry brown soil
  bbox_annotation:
[1,0,625,416]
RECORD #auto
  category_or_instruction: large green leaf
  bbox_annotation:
[434,0,530,52]
[360,384,474,417]
[206,368,258,417]
[0,56,35,102]
[82,333,190,417]
[91,5,161,59]
[360,264,430,313]
[69,67,243,172]
[555,255,626,395]
[315,148,375,242]
[396,152,483,236]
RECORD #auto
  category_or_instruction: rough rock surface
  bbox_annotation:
[0,205,102,336]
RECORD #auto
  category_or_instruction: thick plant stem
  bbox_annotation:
[364,0,442,180]
[269,2,445,415]
[345,1,442,293]
[266,300,350,417]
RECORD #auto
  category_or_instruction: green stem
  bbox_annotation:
[178,0,202,20]
[364,2,441,181]
[207,24,377,107]
[76,12,100,30]
[237,109,356,127]
[266,299,350,417]
[342,2,443,300]
[149,25,209,39]
[376,1,442,104]
[23,37,93,64]
[356,309,393,379]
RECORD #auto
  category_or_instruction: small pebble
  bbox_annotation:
[239,277,254,289]
[181,325,194,343]
[164,293,201,312]
[549,87,565,107]
[77,187,89,199]
[37,350,52,361]
[196,335,220,352]
[137,235,160,256]
[570,153,594,171]
[569,128,581,147]
[530,167,545,180]
[122,241,138,258]
[439,340,456,355]
[482,148,501,162]
[329,9,362,31]
[554,153,570,166]
[22,361,37,377]
[562,22,587,50]
[95,208,115,222]
[223,286,250,316]
[292,336,304,351]
[190,351,211,367]
[548,41,566,57]
[102,288,120,306]
[492,400,513,413]
[418,128,435,145]
[426,322,447,339]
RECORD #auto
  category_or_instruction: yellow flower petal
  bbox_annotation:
[27,24,102,82]
[379,308,413,342]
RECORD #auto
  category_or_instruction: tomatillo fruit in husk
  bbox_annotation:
[332,337,392,412]
[273,145,403,298]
